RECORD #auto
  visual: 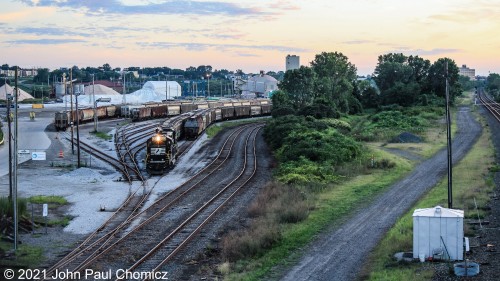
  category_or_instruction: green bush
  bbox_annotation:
[0,196,28,218]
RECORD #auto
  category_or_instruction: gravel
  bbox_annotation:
[278,106,482,281]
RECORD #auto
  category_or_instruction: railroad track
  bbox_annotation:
[477,88,500,122]
[46,123,263,280]
[118,124,263,280]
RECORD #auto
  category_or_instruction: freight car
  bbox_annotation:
[54,105,118,131]
[145,128,178,174]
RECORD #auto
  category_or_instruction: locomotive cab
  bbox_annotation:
[145,130,178,174]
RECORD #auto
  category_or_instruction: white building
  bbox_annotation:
[459,65,475,80]
[286,54,300,71]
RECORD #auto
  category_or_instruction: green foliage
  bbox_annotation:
[487,73,500,100]
[369,111,427,130]
[0,197,28,218]
[29,195,68,205]
[279,66,317,109]
[264,115,362,184]
[371,53,462,108]
[92,131,112,140]
[275,51,362,118]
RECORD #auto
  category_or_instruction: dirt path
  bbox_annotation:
[279,106,481,281]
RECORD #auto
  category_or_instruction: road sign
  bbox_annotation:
[18,149,30,154]
[31,152,46,161]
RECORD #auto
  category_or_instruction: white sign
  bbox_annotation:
[31,152,46,161]
[42,204,48,217]
[18,149,30,154]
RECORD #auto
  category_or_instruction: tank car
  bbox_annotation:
[145,129,178,174]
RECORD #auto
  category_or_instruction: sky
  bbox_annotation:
[0,0,499,75]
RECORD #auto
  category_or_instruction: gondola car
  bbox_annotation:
[145,129,178,174]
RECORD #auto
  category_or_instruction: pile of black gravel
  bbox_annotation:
[390,131,422,143]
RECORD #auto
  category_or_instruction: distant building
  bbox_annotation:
[240,71,278,98]
[286,54,300,71]
[459,65,475,80]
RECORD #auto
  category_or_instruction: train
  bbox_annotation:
[54,100,270,131]
[54,105,120,131]
[145,102,272,174]
[145,128,178,174]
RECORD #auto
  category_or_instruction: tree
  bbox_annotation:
[425,58,462,102]
[33,68,50,83]
[310,52,358,113]
[279,66,317,109]
[102,63,112,71]
[373,53,431,107]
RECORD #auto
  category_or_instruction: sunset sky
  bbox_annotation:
[1,0,499,75]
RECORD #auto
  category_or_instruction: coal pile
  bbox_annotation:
[391,132,422,143]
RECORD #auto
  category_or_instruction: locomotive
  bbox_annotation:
[145,128,178,174]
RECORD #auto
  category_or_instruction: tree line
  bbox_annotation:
[272,51,490,116]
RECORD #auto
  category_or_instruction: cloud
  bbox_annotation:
[14,27,89,37]
[137,41,309,53]
[390,48,461,56]
[5,38,87,45]
[18,0,267,16]
[343,40,372,45]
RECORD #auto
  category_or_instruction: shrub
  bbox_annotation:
[221,218,282,262]
[0,196,28,218]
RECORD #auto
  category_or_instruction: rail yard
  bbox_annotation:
[0,99,274,280]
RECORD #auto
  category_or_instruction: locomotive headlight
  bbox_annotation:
[155,135,161,143]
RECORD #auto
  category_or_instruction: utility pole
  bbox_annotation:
[13,67,19,250]
[445,61,453,209]
[6,78,13,203]
[92,74,97,132]
[70,68,74,155]
[76,90,81,168]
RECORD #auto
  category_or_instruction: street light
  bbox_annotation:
[94,97,111,132]
[206,73,211,98]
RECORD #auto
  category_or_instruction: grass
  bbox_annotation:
[28,195,68,205]
[365,108,494,280]
[206,118,267,138]
[225,148,414,280]
[0,241,43,268]
[92,131,113,140]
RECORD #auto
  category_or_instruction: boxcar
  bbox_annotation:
[151,104,168,118]
[221,107,235,120]
[131,107,152,121]
[234,105,251,117]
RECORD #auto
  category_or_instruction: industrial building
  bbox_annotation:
[286,55,300,71]
[459,65,476,80]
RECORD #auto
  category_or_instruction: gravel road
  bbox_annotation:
[280,106,481,281]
